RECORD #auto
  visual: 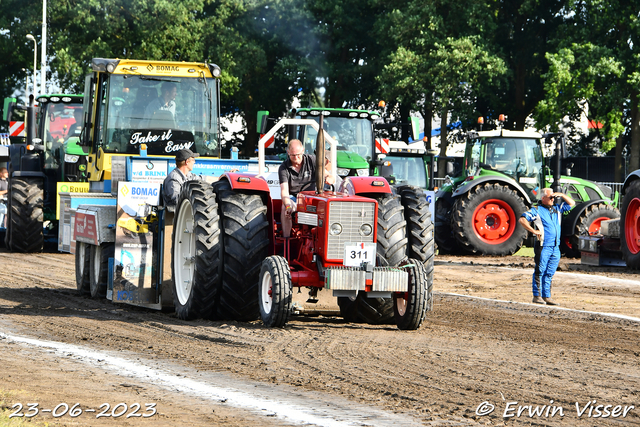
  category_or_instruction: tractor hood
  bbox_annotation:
[64,137,89,156]
[336,150,368,169]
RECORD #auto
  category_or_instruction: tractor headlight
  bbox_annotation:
[65,154,80,163]
[337,168,350,177]
[356,168,369,176]
[359,223,373,236]
[330,223,343,235]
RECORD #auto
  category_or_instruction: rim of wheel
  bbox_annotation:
[588,216,609,235]
[92,245,102,284]
[472,198,515,244]
[396,292,408,316]
[261,269,273,314]
[625,198,640,254]
[175,200,196,306]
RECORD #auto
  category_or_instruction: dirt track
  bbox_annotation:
[0,248,639,426]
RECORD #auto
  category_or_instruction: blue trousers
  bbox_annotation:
[532,245,560,298]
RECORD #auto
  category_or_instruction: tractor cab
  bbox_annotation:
[467,132,544,202]
[79,58,222,182]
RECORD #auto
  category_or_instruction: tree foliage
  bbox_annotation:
[0,0,639,177]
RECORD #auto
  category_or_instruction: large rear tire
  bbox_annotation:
[621,180,640,269]
[259,256,292,327]
[398,186,435,265]
[90,243,114,298]
[452,183,527,255]
[434,196,464,254]
[75,242,91,296]
[564,203,620,258]
[374,194,408,267]
[172,181,221,320]
[353,194,407,325]
[214,180,270,321]
[6,177,43,253]
[394,258,432,330]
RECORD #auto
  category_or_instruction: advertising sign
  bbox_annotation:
[112,182,160,305]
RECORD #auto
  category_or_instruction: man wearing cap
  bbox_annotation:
[163,148,201,212]
[279,139,335,238]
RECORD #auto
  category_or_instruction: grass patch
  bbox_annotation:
[0,390,49,427]
[514,246,534,257]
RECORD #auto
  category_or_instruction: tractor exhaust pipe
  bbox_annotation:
[316,114,325,194]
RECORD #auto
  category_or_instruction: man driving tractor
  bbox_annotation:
[278,139,335,238]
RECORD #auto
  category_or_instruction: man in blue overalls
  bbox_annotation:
[519,188,575,305]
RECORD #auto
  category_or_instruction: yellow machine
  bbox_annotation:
[80,58,222,182]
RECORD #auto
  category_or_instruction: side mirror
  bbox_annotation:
[3,97,16,121]
[257,110,269,134]
[410,116,420,142]
[446,162,455,176]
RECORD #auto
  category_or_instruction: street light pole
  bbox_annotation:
[26,34,37,97]
[22,68,29,103]
[41,0,47,94]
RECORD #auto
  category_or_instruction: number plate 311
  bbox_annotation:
[343,242,376,267]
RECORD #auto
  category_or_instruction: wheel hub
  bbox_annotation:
[261,271,273,314]
[472,199,514,243]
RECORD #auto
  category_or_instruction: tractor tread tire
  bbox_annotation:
[394,258,432,330]
[75,242,91,296]
[565,203,620,258]
[90,243,114,298]
[398,186,435,265]
[259,256,293,327]
[172,181,221,320]
[452,183,527,256]
[353,193,407,325]
[434,196,465,255]
[7,177,43,253]
[214,180,270,321]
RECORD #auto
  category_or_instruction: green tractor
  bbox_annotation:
[289,107,436,189]
[435,129,619,256]
[2,94,87,251]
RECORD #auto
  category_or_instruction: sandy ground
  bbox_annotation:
[0,248,638,426]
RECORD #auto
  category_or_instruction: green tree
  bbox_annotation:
[0,0,43,128]
[49,0,210,91]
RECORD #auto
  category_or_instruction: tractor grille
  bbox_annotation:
[326,201,376,260]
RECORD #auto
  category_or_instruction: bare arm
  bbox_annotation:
[553,192,575,207]
[280,182,291,207]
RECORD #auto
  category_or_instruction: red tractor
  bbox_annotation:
[171,117,434,329]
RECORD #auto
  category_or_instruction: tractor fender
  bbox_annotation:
[622,172,640,195]
[12,170,46,179]
[339,176,392,196]
[560,199,605,237]
[222,172,271,194]
[451,175,532,205]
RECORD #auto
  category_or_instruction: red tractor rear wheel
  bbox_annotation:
[621,180,640,268]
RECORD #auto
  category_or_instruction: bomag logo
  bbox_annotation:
[131,187,158,196]
[157,65,179,72]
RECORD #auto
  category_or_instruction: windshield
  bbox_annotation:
[102,74,219,156]
[387,156,427,188]
[298,116,374,160]
[39,102,84,169]
[468,138,543,179]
